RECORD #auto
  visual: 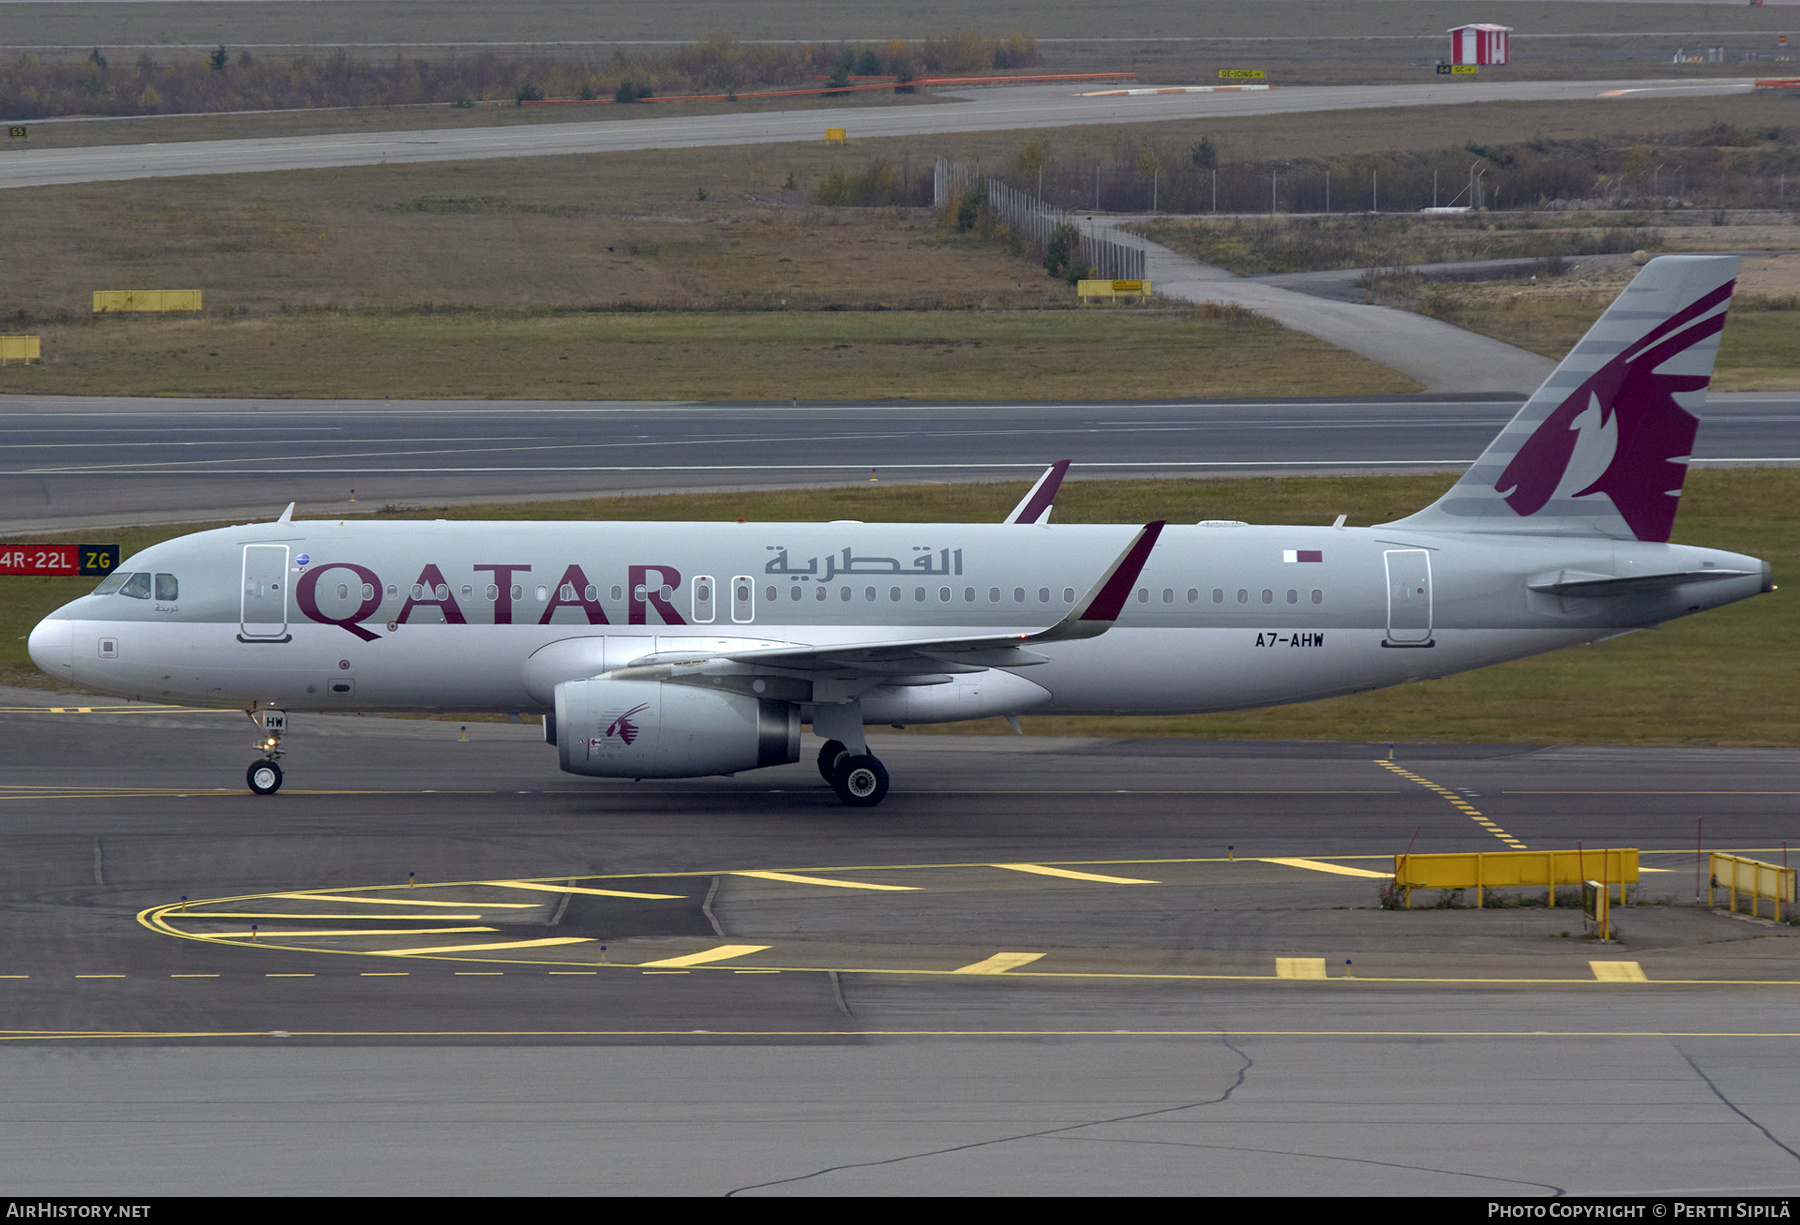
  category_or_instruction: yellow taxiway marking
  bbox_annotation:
[952,952,1047,975]
[1276,958,1328,980]
[74,975,125,979]
[359,972,409,977]
[1591,961,1649,983]
[13,1026,1800,1043]
[454,972,503,976]
[477,880,685,900]
[731,870,917,892]
[990,863,1157,885]
[548,971,597,976]
[170,974,218,978]
[642,970,689,975]
[266,893,538,909]
[0,704,233,714]
[1378,760,1526,849]
[265,973,314,978]
[637,944,771,969]
[174,912,488,921]
[1261,857,1393,879]
[377,937,593,957]
[209,926,498,939]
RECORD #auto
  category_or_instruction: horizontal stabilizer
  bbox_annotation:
[1528,567,1759,597]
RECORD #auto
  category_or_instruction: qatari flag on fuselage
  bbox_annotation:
[1282,550,1323,563]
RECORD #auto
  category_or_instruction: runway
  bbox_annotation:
[1,688,1797,1194]
[0,78,1760,191]
[2,392,1796,533]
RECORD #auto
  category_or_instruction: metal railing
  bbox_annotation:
[934,156,1145,281]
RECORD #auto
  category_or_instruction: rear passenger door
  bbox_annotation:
[240,545,291,640]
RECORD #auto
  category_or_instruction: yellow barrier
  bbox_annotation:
[1077,279,1152,302]
[1711,853,1795,921]
[0,336,40,364]
[825,128,846,144]
[93,290,203,313]
[1395,848,1638,909]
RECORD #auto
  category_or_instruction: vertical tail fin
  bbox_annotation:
[1392,254,1737,542]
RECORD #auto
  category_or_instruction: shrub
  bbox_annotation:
[955,179,988,232]
[209,45,228,72]
[515,82,544,102]
[814,159,906,207]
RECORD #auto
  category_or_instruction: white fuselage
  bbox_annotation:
[28,519,1768,721]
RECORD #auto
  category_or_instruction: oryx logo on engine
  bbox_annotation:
[586,702,651,758]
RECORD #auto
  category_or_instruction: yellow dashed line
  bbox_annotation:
[477,880,685,901]
[731,870,917,892]
[1261,857,1392,880]
[1276,958,1328,980]
[266,893,538,909]
[952,952,1047,974]
[1377,760,1524,849]
[637,944,770,969]
[990,864,1157,885]
[205,926,499,938]
[377,937,592,957]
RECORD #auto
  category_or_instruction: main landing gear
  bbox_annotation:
[246,709,286,796]
[816,738,890,807]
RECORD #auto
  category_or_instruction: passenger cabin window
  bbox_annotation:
[119,572,152,600]
[1312,589,1323,604]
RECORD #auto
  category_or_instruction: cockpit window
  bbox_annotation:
[118,572,152,600]
[155,573,179,601]
[90,572,128,596]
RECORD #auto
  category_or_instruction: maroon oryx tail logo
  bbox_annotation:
[604,702,650,745]
[1496,278,1733,543]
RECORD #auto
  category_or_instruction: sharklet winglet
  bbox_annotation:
[1030,521,1166,642]
[1004,460,1071,526]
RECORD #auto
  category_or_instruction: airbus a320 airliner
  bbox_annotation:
[27,256,1773,806]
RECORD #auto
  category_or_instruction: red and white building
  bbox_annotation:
[1449,24,1511,66]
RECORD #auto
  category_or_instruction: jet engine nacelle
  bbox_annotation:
[554,678,800,779]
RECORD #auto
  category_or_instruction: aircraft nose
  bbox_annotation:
[27,616,72,677]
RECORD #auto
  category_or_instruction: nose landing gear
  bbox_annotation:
[246,709,286,795]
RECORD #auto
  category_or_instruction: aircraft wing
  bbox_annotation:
[625,520,1165,676]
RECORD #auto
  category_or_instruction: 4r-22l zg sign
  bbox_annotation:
[0,544,119,576]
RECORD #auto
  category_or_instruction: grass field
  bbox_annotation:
[7,1,1795,47]
[0,308,1410,400]
[4,469,1792,747]
[1364,256,1800,390]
